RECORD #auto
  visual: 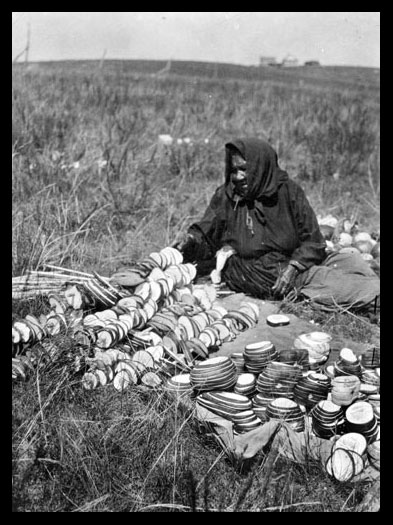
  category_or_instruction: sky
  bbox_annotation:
[12,12,380,68]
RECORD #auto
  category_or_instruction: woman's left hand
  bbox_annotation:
[272,264,299,296]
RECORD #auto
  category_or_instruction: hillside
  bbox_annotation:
[17,59,380,95]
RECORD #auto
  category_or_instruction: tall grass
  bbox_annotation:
[12,62,379,512]
[12,64,380,277]
[12,336,369,512]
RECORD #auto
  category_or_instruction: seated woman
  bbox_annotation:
[175,137,379,313]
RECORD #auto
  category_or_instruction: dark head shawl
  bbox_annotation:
[224,138,288,203]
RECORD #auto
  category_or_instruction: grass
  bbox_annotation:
[12,60,379,512]
[12,61,380,275]
[12,341,373,512]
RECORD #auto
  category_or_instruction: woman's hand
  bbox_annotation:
[272,264,299,297]
[173,232,196,253]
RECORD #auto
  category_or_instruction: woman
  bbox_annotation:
[176,138,379,312]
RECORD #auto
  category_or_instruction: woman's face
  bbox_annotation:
[230,153,248,197]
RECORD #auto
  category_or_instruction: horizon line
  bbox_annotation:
[12,57,380,70]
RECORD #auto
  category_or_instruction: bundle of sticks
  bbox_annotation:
[12,265,93,299]
[12,265,121,305]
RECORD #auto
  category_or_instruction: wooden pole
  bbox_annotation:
[99,48,107,70]
[25,20,30,65]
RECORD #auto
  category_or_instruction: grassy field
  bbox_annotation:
[12,60,380,512]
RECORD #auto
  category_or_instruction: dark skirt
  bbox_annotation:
[193,250,379,312]
[222,251,292,299]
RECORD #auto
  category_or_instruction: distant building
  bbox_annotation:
[259,56,278,67]
[304,60,321,67]
[281,54,299,67]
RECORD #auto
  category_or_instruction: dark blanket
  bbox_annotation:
[298,251,380,311]
[213,294,372,364]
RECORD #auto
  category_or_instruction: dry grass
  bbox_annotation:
[12,344,371,512]
[12,63,380,276]
[12,61,379,512]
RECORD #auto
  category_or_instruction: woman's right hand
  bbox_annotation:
[173,232,196,253]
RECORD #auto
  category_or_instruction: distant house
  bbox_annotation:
[259,56,278,67]
[281,54,299,67]
[304,60,321,67]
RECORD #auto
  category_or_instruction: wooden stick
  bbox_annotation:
[13,285,64,291]
[29,270,91,281]
[14,279,64,284]
[44,264,94,277]
[331,297,376,327]
[92,271,121,295]
[14,277,65,283]
[162,349,192,371]
[13,280,83,287]
[13,290,61,296]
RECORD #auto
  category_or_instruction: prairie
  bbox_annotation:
[12,60,380,512]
